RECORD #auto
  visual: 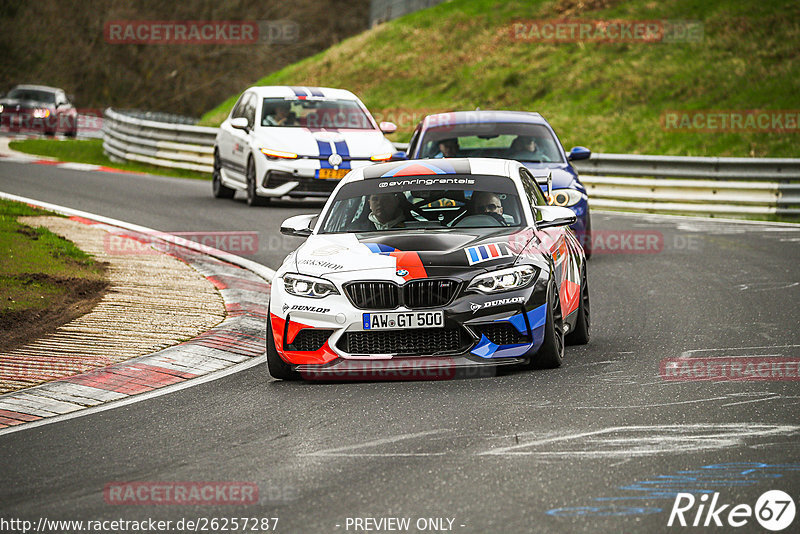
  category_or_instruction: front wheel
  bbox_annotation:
[529,280,564,369]
[212,150,235,199]
[266,318,302,381]
[246,157,268,207]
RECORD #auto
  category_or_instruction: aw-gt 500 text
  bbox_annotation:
[267,158,589,380]
[267,159,589,379]
[212,85,401,205]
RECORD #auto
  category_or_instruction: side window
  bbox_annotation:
[231,93,248,119]
[244,93,256,127]
[407,126,421,157]
[519,169,545,208]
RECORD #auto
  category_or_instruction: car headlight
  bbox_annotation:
[547,188,584,207]
[467,265,539,294]
[261,147,297,159]
[0,104,4,113]
[370,153,394,161]
[32,108,51,119]
[283,273,339,298]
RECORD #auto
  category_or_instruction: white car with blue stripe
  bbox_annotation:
[212,86,400,206]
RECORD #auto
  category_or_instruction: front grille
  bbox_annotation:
[286,329,332,351]
[345,279,459,310]
[404,279,458,308]
[338,327,467,355]
[345,282,399,309]
[264,170,338,194]
[472,322,530,346]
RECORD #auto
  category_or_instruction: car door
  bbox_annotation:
[218,92,251,185]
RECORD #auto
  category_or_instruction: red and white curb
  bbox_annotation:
[0,192,275,435]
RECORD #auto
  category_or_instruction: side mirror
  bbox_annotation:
[536,206,576,229]
[280,214,316,237]
[392,151,407,161]
[567,146,591,161]
[379,121,397,134]
[230,117,250,131]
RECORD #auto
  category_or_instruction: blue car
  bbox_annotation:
[405,111,592,257]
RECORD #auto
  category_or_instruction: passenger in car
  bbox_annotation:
[367,193,407,230]
[469,192,515,225]
[433,138,461,158]
[508,135,548,161]
[264,103,296,126]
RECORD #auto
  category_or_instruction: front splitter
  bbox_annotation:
[294,355,525,381]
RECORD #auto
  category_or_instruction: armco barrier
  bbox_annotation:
[102,109,799,217]
[573,155,800,216]
[103,108,216,173]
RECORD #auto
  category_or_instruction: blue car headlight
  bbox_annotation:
[283,273,339,298]
[467,265,539,294]
[547,188,584,207]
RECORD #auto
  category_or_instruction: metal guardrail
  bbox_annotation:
[103,108,216,173]
[572,155,800,216]
[572,153,800,181]
[101,110,799,217]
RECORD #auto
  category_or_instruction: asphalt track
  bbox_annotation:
[1,160,799,533]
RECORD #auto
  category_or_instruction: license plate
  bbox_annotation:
[318,168,349,180]
[362,311,444,330]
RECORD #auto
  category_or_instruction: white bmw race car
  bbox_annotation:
[212,86,400,205]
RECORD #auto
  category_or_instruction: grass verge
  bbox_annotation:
[0,198,109,351]
[8,139,210,180]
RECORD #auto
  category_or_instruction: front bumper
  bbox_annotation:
[269,273,549,369]
[255,153,389,198]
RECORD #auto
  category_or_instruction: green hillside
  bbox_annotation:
[200,0,800,157]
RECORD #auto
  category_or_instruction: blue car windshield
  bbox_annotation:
[320,175,525,233]
[419,122,564,163]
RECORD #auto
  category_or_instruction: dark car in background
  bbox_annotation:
[0,84,78,137]
[406,111,593,256]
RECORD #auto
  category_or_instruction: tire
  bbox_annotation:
[212,150,235,199]
[582,213,592,259]
[246,156,268,207]
[565,265,590,346]
[266,317,302,381]
[530,280,565,369]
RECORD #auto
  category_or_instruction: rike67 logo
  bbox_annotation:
[668,490,796,531]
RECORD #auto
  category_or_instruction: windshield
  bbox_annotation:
[419,122,564,163]
[7,88,56,104]
[320,174,525,233]
[261,97,374,129]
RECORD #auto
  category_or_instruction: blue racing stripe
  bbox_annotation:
[334,140,351,169]
[317,140,332,168]
[290,86,309,97]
